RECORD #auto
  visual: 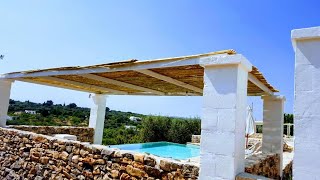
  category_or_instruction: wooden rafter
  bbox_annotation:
[16,78,99,93]
[43,76,128,95]
[135,69,203,94]
[79,74,165,95]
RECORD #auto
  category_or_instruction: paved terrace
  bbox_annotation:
[0,49,284,179]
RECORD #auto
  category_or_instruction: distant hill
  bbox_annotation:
[7,99,201,145]
[7,99,144,128]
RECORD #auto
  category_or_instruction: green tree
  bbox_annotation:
[140,116,171,142]
[67,103,77,108]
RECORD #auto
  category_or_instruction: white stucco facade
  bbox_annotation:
[89,94,107,144]
[0,80,12,127]
[199,56,252,179]
[292,26,320,179]
[261,95,285,177]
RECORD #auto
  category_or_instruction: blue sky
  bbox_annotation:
[1,1,319,119]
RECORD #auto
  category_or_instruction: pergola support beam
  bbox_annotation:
[200,63,251,179]
[135,69,202,94]
[0,52,230,79]
[261,95,285,178]
[292,26,320,178]
[248,73,273,95]
[0,80,12,127]
[79,74,165,95]
[89,94,107,144]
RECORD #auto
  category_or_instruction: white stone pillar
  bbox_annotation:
[0,80,12,127]
[89,94,107,144]
[261,95,285,177]
[292,26,320,179]
[199,58,251,179]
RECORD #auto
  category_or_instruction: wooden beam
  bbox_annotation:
[0,53,227,79]
[43,76,128,95]
[135,69,203,94]
[248,73,273,95]
[15,78,100,93]
[79,74,165,95]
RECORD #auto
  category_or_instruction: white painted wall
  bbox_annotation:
[89,94,107,144]
[261,95,285,177]
[292,26,320,179]
[0,80,12,127]
[199,57,252,179]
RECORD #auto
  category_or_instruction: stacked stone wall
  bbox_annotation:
[9,125,94,143]
[0,127,199,180]
[282,161,292,180]
[245,153,280,179]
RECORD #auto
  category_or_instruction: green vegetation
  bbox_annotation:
[140,116,200,144]
[284,113,294,136]
[8,99,294,144]
[8,100,90,126]
[7,99,200,145]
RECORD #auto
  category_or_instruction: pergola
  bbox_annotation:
[0,49,285,179]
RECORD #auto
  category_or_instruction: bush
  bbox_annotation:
[140,116,171,142]
[140,116,201,144]
[102,126,142,145]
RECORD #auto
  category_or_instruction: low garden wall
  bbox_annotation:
[0,127,199,179]
[9,125,94,143]
[282,161,292,180]
[245,153,280,179]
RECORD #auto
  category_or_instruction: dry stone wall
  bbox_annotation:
[0,127,199,180]
[9,125,94,143]
[245,153,280,179]
[282,161,292,180]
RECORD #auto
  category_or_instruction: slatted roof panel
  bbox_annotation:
[0,49,278,96]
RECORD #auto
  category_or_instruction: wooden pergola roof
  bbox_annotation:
[0,50,278,96]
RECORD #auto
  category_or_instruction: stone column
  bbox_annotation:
[199,61,251,179]
[89,94,107,144]
[0,80,12,127]
[261,95,285,177]
[292,26,320,179]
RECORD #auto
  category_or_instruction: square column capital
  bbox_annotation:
[261,95,286,102]
[291,26,320,50]
[292,26,320,41]
[199,54,252,72]
[91,94,107,102]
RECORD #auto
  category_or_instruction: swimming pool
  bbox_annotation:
[111,142,200,160]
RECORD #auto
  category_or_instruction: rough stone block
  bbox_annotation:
[54,134,77,141]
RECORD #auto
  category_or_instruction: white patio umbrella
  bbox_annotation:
[245,105,255,148]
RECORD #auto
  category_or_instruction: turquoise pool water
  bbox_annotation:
[111,142,200,160]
